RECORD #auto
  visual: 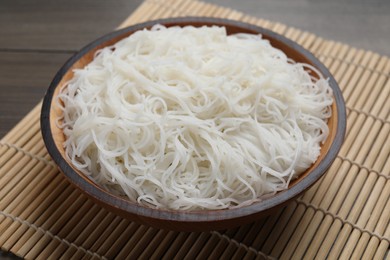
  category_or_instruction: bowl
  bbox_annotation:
[41,17,346,231]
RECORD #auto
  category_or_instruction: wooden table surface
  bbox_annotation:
[1,0,389,139]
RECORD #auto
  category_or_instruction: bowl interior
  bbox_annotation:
[42,17,345,231]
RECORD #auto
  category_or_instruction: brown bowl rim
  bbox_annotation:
[41,17,346,223]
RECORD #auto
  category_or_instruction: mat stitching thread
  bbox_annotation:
[211,231,276,260]
[144,0,252,23]
[316,54,390,77]
[346,107,390,125]
[0,142,56,167]
[295,199,390,244]
[0,210,106,259]
[144,0,189,16]
[337,155,390,180]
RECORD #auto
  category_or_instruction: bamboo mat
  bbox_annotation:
[1,0,389,259]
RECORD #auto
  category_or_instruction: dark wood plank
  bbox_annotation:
[0,0,143,51]
[0,51,72,137]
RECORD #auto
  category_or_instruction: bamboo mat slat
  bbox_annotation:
[1,0,389,259]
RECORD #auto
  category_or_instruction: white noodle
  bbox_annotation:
[58,25,333,210]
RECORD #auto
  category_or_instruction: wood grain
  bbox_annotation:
[0,0,143,51]
[0,52,72,137]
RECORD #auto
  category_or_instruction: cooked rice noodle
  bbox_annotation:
[58,25,333,210]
